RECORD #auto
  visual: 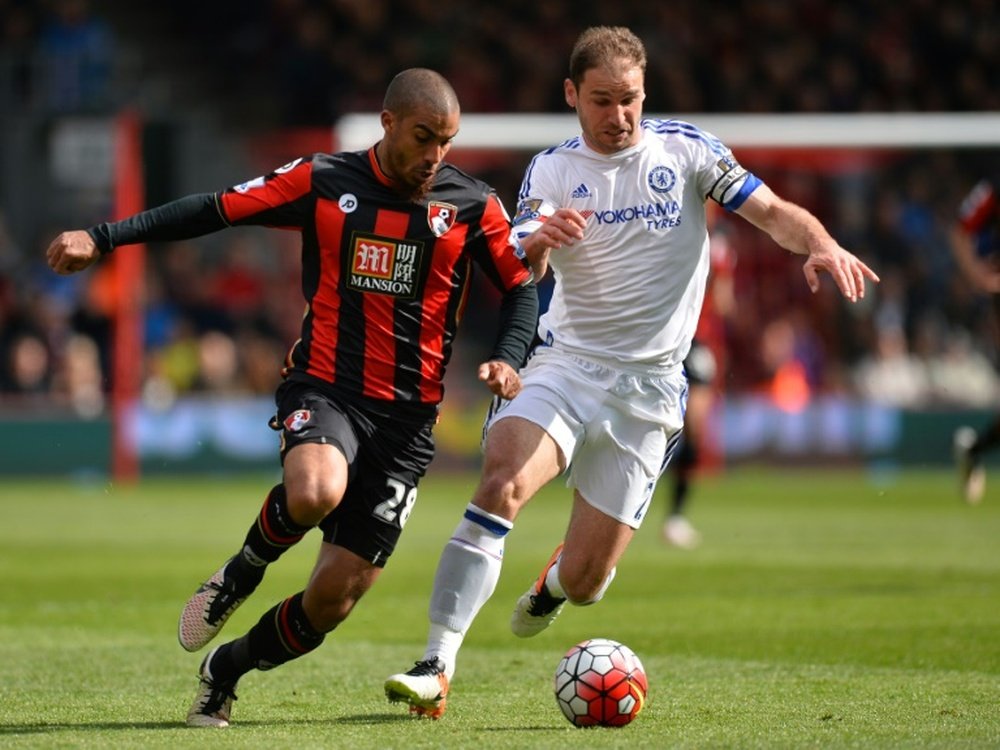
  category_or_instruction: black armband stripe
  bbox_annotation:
[213,193,233,227]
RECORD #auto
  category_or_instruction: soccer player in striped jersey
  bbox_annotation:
[46,68,538,727]
[951,175,1000,504]
[385,26,878,719]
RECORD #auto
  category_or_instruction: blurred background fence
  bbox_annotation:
[2,0,999,477]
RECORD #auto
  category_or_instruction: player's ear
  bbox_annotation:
[564,79,577,109]
[380,109,394,134]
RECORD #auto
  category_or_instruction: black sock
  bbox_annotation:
[210,592,326,682]
[229,485,311,591]
[671,438,696,516]
[671,475,689,516]
[972,417,1000,456]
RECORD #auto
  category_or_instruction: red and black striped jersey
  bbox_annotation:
[218,149,533,406]
[958,177,999,240]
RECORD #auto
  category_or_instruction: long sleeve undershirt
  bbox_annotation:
[86,193,227,253]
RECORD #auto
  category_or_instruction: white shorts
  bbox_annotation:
[486,346,687,528]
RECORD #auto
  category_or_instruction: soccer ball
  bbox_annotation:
[554,638,648,727]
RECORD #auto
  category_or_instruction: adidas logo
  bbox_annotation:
[571,183,591,199]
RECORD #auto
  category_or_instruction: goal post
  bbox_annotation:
[336,112,1000,152]
[110,111,146,483]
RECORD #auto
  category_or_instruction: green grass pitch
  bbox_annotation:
[0,467,997,749]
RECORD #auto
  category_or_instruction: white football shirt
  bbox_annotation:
[512,118,761,370]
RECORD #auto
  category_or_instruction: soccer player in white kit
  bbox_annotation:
[385,26,879,718]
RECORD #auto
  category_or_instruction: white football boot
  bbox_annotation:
[178,557,249,652]
[384,657,450,719]
[954,426,985,505]
[186,647,238,728]
[510,544,567,638]
[663,515,702,549]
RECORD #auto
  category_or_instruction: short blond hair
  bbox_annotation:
[568,26,647,87]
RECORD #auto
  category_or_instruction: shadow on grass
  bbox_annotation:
[0,713,564,734]
[333,713,561,730]
[1,722,186,734]
[333,712,434,725]
[0,713,419,735]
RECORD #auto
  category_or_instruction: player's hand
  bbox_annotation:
[802,244,879,302]
[532,208,587,251]
[521,208,588,279]
[478,360,522,400]
[46,230,102,275]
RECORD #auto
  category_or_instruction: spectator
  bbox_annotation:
[35,0,115,113]
[853,323,930,408]
[2,331,51,394]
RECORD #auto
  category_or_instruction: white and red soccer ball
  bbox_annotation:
[554,638,648,727]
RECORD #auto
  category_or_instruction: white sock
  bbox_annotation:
[423,627,465,681]
[427,504,512,676]
[544,558,566,598]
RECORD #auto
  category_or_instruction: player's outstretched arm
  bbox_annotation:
[47,193,229,277]
[735,184,879,302]
[46,230,101,275]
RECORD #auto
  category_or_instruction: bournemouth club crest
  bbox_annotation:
[283,409,312,432]
[427,201,458,237]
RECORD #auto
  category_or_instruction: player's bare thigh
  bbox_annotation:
[560,490,634,603]
[472,415,565,521]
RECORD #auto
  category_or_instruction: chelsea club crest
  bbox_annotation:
[648,166,676,194]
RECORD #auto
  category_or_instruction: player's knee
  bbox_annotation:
[285,475,342,524]
[475,468,532,518]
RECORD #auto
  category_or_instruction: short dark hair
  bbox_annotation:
[568,27,647,87]
[383,68,460,118]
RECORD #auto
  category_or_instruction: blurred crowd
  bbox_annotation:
[714,148,997,398]
[0,221,303,413]
[3,1,998,122]
[154,0,1000,125]
[1,0,1000,415]
[0,0,116,114]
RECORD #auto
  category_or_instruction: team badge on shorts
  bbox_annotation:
[283,409,312,432]
[427,201,458,237]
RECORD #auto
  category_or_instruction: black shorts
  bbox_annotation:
[683,339,717,386]
[272,380,436,567]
